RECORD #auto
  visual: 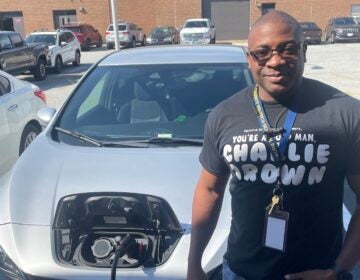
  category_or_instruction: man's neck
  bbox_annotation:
[259,80,302,103]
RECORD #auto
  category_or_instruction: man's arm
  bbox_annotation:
[187,168,229,280]
[285,174,360,280]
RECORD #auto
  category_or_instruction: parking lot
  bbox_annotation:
[8,41,360,278]
[17,41,360,109]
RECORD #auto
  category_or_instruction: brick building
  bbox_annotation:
[0,0,359,40]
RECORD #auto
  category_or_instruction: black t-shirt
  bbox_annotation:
[200,78,360,279]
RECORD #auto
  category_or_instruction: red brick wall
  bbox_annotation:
[250,0,359,31]
[0,0,201,39]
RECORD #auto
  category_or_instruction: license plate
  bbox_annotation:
[347,33,354,37]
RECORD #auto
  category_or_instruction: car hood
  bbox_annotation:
[181,27,210,34]
[3,134,202,226]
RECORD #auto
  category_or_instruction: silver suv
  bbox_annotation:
[106,21,146,49]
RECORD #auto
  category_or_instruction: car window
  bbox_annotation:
[334,18,357,25]
[58,63,252,144]
[64,27,81,33]
[184,21,209,28]
[65,32,75,42]
[25,34,57,46]
[9,34,24,48]
[59,33,67,44]
[0,34,13,49]
[0,75,11,96]
[107,24,127,31]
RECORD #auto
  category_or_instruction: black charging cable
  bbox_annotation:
[110,235,134,280]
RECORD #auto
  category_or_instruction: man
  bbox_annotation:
[187,10,360,280]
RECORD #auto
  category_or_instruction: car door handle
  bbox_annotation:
[8,104,18,111]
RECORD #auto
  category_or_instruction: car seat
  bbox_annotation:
[117,81,168,123]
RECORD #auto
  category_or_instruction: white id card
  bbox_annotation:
[263,210,289,252]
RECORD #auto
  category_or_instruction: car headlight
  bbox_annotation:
[164,36,172,42]
[204,33,211,39]
[0,245,26,280]
[335,28,343,33]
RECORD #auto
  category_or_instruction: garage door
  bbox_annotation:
[203,0,250,40]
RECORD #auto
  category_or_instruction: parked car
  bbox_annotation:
[0,70,46,176]
[180,18,216,45]
[299,21,322,44]
[146,26,179,45]
[0,31,48,80]
[0,45,253,279]
[61,22,103,51]
[106,20,146,49]
[25,30,81,73]
[324,17,360,43]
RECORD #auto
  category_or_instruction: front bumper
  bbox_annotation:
[180,38,211,45]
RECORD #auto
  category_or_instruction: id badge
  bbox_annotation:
[263,209,289,252]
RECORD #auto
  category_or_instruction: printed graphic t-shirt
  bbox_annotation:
[199,78,360,279]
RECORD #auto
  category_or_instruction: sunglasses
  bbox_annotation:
[248,43,302,64]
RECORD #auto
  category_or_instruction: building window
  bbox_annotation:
[53,10,77,29]
[261,3,275,15]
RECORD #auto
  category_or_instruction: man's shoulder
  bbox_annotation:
[303,77,359,105]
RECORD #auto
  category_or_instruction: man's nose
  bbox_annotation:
[266,51,286,66]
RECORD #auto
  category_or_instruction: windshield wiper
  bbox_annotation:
[54,127,102,147]
[144,137,203,146]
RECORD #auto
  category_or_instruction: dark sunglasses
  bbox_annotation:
[248,43,303,64]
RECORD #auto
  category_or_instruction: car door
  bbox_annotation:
[9,33,32,71]
[64,31,77,63]
[0,73,19,175]
[59,32,72,63]
[0,33,17,72]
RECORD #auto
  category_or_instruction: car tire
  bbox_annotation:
[54,56,63,73]
[211,36,216,44]
[33,58,46,80]
[19,123,41,155]
[107,43,113,50]
[72,51,81,66]
[84,39,91,51]
[131,38,136,48]
[96,37,103,48]
[141,36,146,46]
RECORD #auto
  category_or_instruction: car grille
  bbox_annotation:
[183,33,205,39]
[341,28,359,33]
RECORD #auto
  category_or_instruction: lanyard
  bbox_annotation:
[252,84,297,164]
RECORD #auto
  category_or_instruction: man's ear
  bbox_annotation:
[303,43,307,63]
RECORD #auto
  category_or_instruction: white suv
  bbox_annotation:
[106,21,146,49]
[180,18,216,45]
[25,30,81,73]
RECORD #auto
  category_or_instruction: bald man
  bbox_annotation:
[187,10,360,280]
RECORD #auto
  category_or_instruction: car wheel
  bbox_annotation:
[330,33,336,44]
[141,36,146,46]
[96,37,103,48]
[211,36,216,44]
[131,38,136,48]
[19,123,41,155]
[72,51,81,66]
[84,39,91,51]
[107,43,113,50]
[54,56,62,73]
[33,58,46,80]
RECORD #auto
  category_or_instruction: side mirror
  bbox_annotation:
[38,107,57,127]
[60,41,68,47]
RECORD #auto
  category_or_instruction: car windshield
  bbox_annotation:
[334,18,357,25]
[57,63,252,145]
[151,27,171,35]
[184,21,209,28]
[300,22,318,28]
[25,34,56,45]
[63,27,81,33]
[107,24,127,31]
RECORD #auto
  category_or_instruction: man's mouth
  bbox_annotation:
[264,73,288,83]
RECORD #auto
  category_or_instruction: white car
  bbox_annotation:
[180,18,216,45]
[0,45,253,279]
[0,70,46,176]
[25,30,81,73]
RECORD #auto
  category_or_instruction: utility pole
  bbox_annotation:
[110,0,120,50]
